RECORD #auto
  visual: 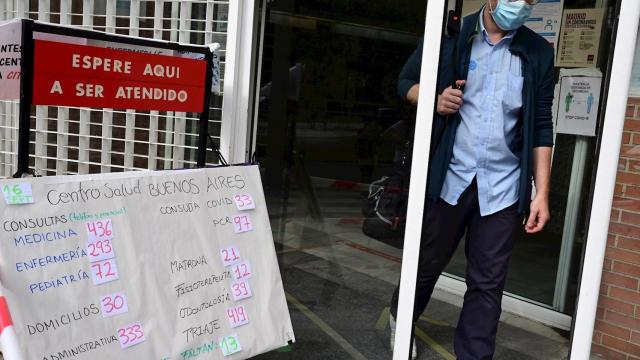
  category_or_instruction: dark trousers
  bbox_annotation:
[390,180,520,360]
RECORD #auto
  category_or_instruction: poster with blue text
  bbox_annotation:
[0,166,295,360]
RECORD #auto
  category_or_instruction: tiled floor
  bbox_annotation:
[0,185,571,360]
[251,188,570,360]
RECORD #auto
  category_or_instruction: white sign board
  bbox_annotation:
[557,8,605,68]
[0,19,22,100]
[0,166,295,360]
[525,0,564,51]
[556,70,602,136]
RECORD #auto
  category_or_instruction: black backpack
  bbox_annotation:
[361,136,411,249]
[360,11,462,248]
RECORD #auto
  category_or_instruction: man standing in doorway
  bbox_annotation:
[389,0,554,359]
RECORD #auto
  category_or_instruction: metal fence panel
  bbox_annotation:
[0,0,229,178]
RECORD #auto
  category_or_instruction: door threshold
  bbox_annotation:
[433,275,573,336]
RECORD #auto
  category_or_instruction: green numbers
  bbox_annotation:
[2,183,33,205]
[3,184,23,196]
[219,335,241,356]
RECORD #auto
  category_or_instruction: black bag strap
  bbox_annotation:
[447,9,461,80]
[208,134,228,166]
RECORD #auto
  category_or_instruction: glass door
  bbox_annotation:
[439,0,621,317]
[251,0,426,358]
[245,0,601,358]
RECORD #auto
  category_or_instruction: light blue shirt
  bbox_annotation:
[440,11,524,216]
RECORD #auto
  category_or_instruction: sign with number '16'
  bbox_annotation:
[2,183,34,205]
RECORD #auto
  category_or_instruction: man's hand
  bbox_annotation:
[525,195,550,233]
[527,147,552,234]
[406,84,419,105]
[437,80,466,116]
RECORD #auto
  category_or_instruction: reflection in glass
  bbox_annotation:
[248,0,619,358]
[253,1,423,358]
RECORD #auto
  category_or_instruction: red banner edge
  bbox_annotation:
[0,296,13,333]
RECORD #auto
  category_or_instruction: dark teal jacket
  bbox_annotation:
[398,10,555,214]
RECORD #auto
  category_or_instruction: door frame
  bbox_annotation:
[392,0,447,357]
[233,0,640,358]
[220,0,259,163]
[569,0,640,358]
[387,0,640,358]
[435,275,572,330]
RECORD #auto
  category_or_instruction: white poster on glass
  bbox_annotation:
[556,68,602,137]
[525,0,564,52]
[0,19,22,100]
[0,166,295,360]
[557,8,605,68]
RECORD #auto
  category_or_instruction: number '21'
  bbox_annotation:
[223,248,240,262]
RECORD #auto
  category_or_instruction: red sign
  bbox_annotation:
[32,40,206,112]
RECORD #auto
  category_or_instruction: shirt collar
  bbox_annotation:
[479,6,516,46]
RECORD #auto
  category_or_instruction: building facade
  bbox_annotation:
[592,34,640,359]
[1,0,640,358]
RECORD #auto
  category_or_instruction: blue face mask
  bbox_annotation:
[490,0,532,31]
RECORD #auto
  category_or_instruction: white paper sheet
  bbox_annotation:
[0,166,294,360]
[0,19,22,101]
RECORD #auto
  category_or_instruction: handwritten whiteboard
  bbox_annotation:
[0,166,294,360]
